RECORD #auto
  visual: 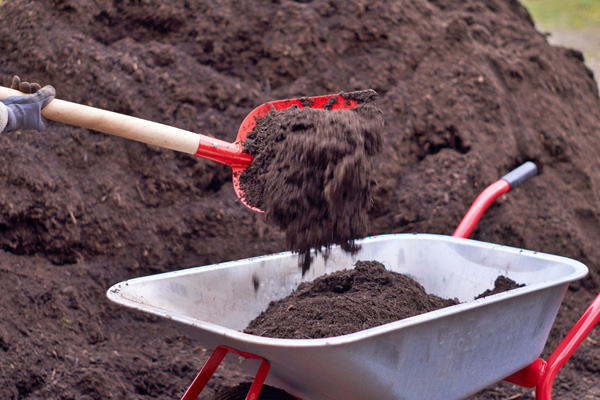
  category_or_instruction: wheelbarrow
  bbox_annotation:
[107,162,600,400]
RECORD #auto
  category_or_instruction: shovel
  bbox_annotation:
[0,86,374,211]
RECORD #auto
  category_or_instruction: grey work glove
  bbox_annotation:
[10,75,42,94]
[1,84,55,133]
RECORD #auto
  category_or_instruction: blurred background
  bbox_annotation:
[521,0,600,84]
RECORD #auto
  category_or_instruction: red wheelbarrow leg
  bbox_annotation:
[181,345,271,400]
[505,292,600,400]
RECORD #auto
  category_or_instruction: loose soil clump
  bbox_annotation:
[240,104,384,270]
[245,261,521,339]
[476,275,525,299]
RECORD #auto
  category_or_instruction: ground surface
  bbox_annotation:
[0,0,599,399]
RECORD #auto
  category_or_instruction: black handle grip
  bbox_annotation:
[501,161,538,189]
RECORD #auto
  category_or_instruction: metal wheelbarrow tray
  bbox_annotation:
[107,233,587,400]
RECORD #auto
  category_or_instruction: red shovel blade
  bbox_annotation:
[231,90,377,212]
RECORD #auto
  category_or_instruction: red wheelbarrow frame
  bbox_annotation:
[454,163,600,399]
[182,162,600,400]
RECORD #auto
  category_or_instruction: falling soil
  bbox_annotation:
[240,103,383,270]
[245,261,522,339]
[1,0,600,399]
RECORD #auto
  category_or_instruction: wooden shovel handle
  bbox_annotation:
[0,85,204,155]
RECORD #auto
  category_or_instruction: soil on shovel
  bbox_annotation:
[244,261,521,339]
[240,103,384,270]
[1,0,600,399]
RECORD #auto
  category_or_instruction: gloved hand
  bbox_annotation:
[0,80,55,133]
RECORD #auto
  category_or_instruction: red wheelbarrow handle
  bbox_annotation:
[452,161,537,238]
[453,161,600,400]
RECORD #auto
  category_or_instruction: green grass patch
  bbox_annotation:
[520,0,600,30]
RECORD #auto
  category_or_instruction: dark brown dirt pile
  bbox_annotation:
[1,0,600,399]
[245,261,522,339]
[245,260,459,339]
[240,104,383,268]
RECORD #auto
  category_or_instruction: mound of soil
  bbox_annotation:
[245,261,521,339]
[245,260,459,339]
[1,0,600,399]
[240,102,383,269]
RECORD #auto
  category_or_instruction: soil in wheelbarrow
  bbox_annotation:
[239,103,384,271]
[2,0,600,399]
[244,260,521,339]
